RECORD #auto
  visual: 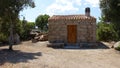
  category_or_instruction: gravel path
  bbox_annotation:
[0,41,120,68]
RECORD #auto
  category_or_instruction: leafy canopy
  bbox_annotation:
[100,0,120,23]
[0,0,35,50]
[97,20,118,41]
[0,0,35,20]
[100,0,120,40]
[35,14,50,31]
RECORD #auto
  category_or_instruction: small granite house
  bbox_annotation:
[48,7,96,47]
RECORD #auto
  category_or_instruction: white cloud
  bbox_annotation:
[46,0,82,15]
[45,0,99,15]
[84,0,99,7]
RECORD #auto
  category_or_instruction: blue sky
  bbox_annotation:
[20,0,101,22]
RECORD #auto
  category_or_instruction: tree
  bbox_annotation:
[35,14,50,31]
[100,0,120,39]
[100,0,120,22]
[97,16,118,41]
[97,22,118,41]
[0,0,35,50]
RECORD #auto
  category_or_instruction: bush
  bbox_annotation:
[0,33,8,42]
[0,20,35,42]
[20,22,35,40]
[97,22,118,41]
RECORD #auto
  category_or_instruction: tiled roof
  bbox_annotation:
[48,14,96,21]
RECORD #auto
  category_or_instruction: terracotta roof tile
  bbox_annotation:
[48,14,96,21]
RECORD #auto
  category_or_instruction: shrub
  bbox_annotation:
[97,22,118,41]
[0,33,8,42]
[20,22,35,40]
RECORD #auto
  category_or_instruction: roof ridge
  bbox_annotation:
[53,14,85,16]
[49,14,96,20]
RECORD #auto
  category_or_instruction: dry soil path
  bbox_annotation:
[0,41,120,68]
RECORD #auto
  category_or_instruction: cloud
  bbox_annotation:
[46,0,82,15]
[45,0,99,15]
[84,0,99,7]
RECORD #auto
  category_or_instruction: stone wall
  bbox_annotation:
[48,19,96,44]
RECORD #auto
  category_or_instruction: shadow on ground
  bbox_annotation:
[50,42,110,50]
[0,43,21,47]
[0,49,42,65]
[0,42,8,47]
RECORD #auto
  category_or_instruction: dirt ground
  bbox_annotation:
[0,41,120,68]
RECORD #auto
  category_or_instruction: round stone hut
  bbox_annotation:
[48,7,96,47]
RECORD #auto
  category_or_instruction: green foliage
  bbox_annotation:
[100,0,120,40]
[0,19,9,42]
[27,22,35,29]
[0,33,8,42]
[100,0,120,22]
[0,0,35,50]
[0,19,35,42]
[35,14,50,31]
[97,22,118,41]
[20,21,35,40]
[0,0,35,24]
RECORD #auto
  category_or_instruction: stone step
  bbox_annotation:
[64,43,80,49]
[64,45,80,49]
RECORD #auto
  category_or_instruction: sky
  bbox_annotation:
[20,0,101,22]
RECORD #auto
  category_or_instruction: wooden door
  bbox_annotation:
[67,25,77,43]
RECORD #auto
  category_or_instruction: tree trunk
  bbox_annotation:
[9,24,14,51]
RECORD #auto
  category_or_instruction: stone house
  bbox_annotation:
[48,7,96,47]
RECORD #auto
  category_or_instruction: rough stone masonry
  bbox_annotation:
[48,7,96,46]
